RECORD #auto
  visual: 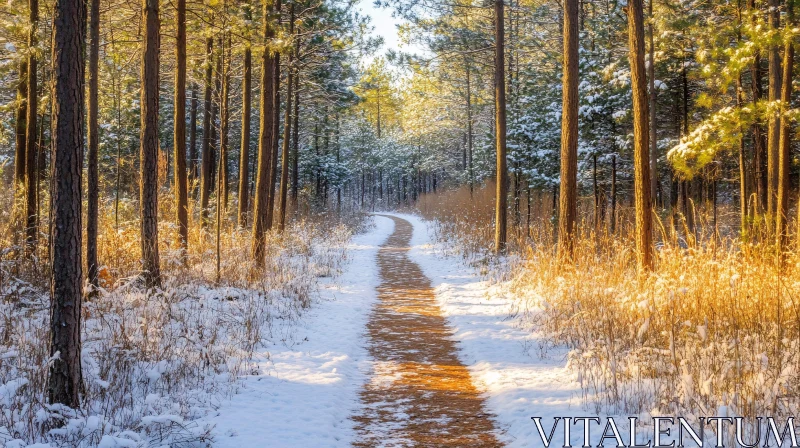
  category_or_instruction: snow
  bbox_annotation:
[204,215,394,447]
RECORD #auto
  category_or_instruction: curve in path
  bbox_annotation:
[351,215,501,447]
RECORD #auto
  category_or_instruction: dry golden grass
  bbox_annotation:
[417,183,800,421]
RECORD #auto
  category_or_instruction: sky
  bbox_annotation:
[356,0,424,61]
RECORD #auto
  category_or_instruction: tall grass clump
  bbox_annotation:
[0,185,363,446]
[417,183,800,425]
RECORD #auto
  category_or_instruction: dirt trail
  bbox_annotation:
[352,216,501,447]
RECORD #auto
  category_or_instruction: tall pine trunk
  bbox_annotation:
[291,56,300,204]
[648,0,658,205]
[251,0,277,266]
[140,0,161,288]
[776,0,794,251]
[558,0,579,257]
[627,0,654,271]
[49,0,85,408]
[189,84,199,186]
[200,38,213,226]
[220,35,231,209]
[14,61,27,189]
[174,0,188,259]
[266,7,281,230]
[278,2,294,232]
[87,0,100,289]
[238,45,252,227]
[24,0,39,249]
[767,0,782,221]
[493,0,508,254]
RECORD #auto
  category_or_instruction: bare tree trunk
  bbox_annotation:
[767,0,782,222]
[266,5,281,230]
[648,0,658,206]
[14,61,27,189]
[291,67,300,204]
[189,84,198,186]
[140,0,161,288]
[558,0,579,256]
[174,0,188,261]
[200,38,214,226]
[238,45,252,227]
[611,154,617,233]
[750,0,767,213]
[25,0,39,249]
[220,35,231,209]
[494,0,508,254]
[86,0,100,289]
[627,0,654,271]
[49,0,85,408]
[251,0,277,266]
[278,2,294,232]
[776,0,794,251]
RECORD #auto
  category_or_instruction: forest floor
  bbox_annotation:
[204,213,595,447]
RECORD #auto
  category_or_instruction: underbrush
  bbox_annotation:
[0,186,360,447]
[418,183,800,426]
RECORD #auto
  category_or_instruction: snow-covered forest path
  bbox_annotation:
[350,216,501,447]
[206,214,586,447]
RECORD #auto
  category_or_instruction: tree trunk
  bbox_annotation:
[238,45,252,227]
[627,0,654,271]
[611,154,617,233]
[558,0,579,256]
[87,0,100,289]
[140,0,161,288]
[767,0,782,221]
[200,38,214,226]
[14,61,27,189]
[25,0,39,249]
[776,0,794,251]
[49,0,85,408]
[648,0,658,206]
[266,6,281,230]
[220,35,231,209]
[750,0,767,214]
[292,68,300,204]
[189,84,198,186]
[278,2,294,232]
[251,0,277,266]
[174,0,188,260]
[494,0,508,254]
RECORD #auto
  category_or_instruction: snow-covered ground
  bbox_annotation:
[203,216,394,447]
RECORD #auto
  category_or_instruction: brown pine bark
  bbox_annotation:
[648,0,658,206]
[266,5,281,230]
[627,0,654,271]
[291,57,300,204]
[87,0,100,289]
[49,0,85,408]
[140,0,161,288]
[14,61,27,188]
[25,0,39,248]
[200,38,214,226]
[748,0,767,213]
[174,0,188,259]
[493,0,508,254]
[767,0,782,220]
[558,0,579,257]
[776,0,794,251]
[220,35,231,209]
[278,2,294,232]
[251,0,277,265]
[238,45,252,227]
[189,84,199,186]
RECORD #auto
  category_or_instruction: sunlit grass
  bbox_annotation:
[417,183,800,423]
